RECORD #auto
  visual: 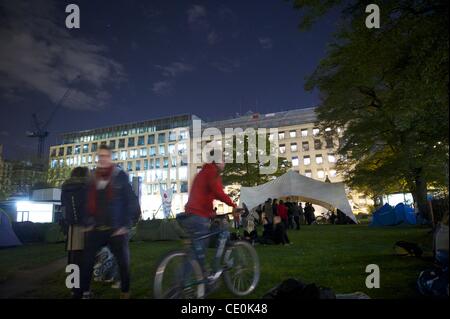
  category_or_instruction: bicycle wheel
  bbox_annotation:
[153,250,205,299]
[223,241,260,296]
[315,216,326,224]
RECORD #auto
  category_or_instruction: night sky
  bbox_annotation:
[0,0,340,160]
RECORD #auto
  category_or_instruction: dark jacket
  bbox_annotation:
[273,223,290,245]
[89,167,141,229]
[61,176,89,225]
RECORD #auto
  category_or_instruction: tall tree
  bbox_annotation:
[221,133,291,200]
[294,0,449,217]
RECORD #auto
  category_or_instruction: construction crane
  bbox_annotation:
[27,75,80,160]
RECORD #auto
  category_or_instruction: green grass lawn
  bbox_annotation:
[2,224,433,299]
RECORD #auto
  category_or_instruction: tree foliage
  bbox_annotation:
[293,0,449,215]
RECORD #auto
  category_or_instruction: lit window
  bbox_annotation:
[278,132,285,140]
[112,151,118,161]
[163,158,169,168]
[292,156,299,166]
[316,155,323,164]
[88,155,92,163]
[130,149,138,159]
[127,161,133,171]
[83,144,89,153]
[290,143,297,152]
[279,144,286,154]
[82,156,86,164]
[328,154,336,163]
[289,130,296,138]
[170,168,177,181]
[325,127,332,132]
[149,146,156,156]
[303,156,311,165]
[330,169,337,177]
[120,150,127,160]
[159,145,166,156]
[140,148,147,157]
[179,167,188,180]
[168,144,176,155]
[317,170,325,179]
[305,170,312,178]
[301,129,308,137]
[169,131,177,142]
[268,134,274,141]
[179,130,188,140]
[313,128,320,136]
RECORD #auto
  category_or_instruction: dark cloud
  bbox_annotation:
[0,0,125,111]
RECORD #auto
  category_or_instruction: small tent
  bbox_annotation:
[0,210,22,248]
[370,203,417,227]
[240,170,356,223]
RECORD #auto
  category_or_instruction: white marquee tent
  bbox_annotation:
[239,170,357,223]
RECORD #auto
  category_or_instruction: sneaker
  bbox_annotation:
[82,292,93,299]
[120,292,130,299]
[111,281,121,289]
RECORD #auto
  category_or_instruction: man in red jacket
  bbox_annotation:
[182,149,240,275]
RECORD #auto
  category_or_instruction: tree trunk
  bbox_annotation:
[413,170,429,220]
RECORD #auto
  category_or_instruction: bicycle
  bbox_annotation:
[153,211,260,299]
[314,211,336,225]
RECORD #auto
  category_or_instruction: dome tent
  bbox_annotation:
[240,170,356,223]
[0,209,22,248]
[369,203,417,227]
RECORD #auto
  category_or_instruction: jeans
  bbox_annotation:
[179,214,211,274]
[294,216,300,230]
[80,230,130,294]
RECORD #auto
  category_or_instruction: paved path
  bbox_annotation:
[0,257,66,298]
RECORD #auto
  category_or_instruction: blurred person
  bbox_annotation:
[273,216,291,245]
[292,202,301,230]
[277,200,289,228]
[263,198,273,224]
[61,166,90,298]
[80,144,140,299]
[272,199,279,218]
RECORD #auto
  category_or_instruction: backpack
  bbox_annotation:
[61,178,88,225]
[262,278,336,299]
[393,241,423,257]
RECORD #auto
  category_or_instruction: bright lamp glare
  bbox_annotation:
[16,201,53,223]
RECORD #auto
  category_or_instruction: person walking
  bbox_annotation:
[277,200,289,229]
[263,198,273,224]
[61,166,90,298]
[292,202,301,230]
[80,144,141,299]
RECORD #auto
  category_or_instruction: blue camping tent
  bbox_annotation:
[0,210,22,248]
[370,203,417,227]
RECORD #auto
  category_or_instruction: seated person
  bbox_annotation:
[273,216,291,245]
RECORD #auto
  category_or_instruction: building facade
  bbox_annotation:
[49,108,372,219]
